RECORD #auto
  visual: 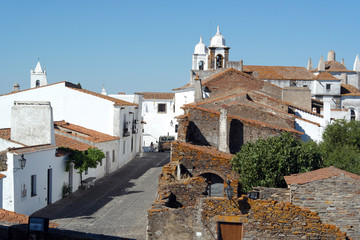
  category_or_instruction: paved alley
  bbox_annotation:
[32,152,170,240]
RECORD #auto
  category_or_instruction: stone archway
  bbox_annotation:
[200,172,224,197]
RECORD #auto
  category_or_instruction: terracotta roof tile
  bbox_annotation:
[0,209,58,227]
[284,166,360,185]
[243,65,315,80]
[9,144,57,154]
[314,72,340,81]
[55,133,93,151]
[187,104,302,135]
[312,61,354,72]
[136,92,174,100]
[54,121,119,143]
[341,84,360,95]
[0,173,5,179]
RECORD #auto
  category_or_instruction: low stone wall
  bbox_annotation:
[147,197,349,240]
[253,186,290,202]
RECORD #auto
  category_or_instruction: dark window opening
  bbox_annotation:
[175,124,178,133]
[112,150,115,162]
[201,173,224,197]
[158,103,166,113]
[216,55,223,69]
[31,175,37,197]
[351,110,356,121]
[199,61,204,70]
[36,80,40,88]
[326,84,331,90]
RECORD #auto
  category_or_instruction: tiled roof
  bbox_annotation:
[9,144,57,154]
[174,141,233,159]
[173,68,281,95]
[136,92,174,100]
[313,61,354,72]
[55,133,93,151]
[341,84,360,96]
[187,104,302,135]
[284,166,360,185]
[54,121,119,143]
[314,72,340,81]
[0,128,11,141]
[0,209,58,227]
[243,65,315,80]
[0,173,5,179]
[66,86,137,106]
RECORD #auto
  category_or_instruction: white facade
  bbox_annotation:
[30,62,47,88]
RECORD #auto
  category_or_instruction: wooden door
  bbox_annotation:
[218,222,242,240]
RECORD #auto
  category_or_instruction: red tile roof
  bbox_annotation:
[54,121,119,143]
[243,65,315,80]
[314,72,340,81]
[312,61,354,72]
[0,209,58,227]
[136,92,174,100]
[284,166,360,185]
[55,133,93,151]
[8,144,57,154]
[0,173,5,179]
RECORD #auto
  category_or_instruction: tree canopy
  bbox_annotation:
[59,147,105,183]
[320,119,360,175]
[231,132,323,192]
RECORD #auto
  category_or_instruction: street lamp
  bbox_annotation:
[18,154,26,169]
[224,180,233,200]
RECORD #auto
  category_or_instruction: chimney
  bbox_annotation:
[239,59,243,72]
[322,97,332,124]
[194,75,203,102]
[253,71,259,79]
[318,56,325,71]
[218,107,229,153]
[327,50,335,61]
[12,83,20,92]
[11,101,55,146]
[354,54,360,72]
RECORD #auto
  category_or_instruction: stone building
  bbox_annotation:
[285,166,360,240]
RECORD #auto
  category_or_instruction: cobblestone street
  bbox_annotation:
[32,152,169,240]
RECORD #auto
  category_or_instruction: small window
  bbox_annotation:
[326,84,331,90]
[216,55,223,68]
[175,124,179,133]
[131,137,134,152]
[158,103,166,113]
[112,150,115,162]
[199,61,204,70]
[303,85,308,87]
[31,175,37,197]
[35,80,40,88]
[351,110,356,121]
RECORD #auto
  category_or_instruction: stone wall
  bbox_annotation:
[290,175,360,239]
[252,186,290,202]
[147,197,349,240]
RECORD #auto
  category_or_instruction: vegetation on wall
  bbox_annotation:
[320,119,360,175]
[59,147,105,184]
[231,132,323,192]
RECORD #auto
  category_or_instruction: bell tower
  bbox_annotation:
[30,61,47,88]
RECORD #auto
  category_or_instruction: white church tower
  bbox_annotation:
[191,26,230,71]
[30,61,47,88]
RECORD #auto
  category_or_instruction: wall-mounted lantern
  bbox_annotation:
[224,180,233,200]
[170,120,174,127]
[16,154,26,170]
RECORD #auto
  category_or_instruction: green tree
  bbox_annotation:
[231,132,323,192]
[60,147,105,185]
[320,119,360,175]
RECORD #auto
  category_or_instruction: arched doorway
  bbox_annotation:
[201,173,224,197]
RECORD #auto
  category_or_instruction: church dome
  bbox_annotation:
[210,26,226,48]
[194,36,207,54]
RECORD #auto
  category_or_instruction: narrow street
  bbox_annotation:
[32,152,169,240]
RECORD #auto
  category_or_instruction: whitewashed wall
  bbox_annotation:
[295,118,323,142]
[174,88,194,117]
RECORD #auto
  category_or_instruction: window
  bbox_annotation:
[326,84,331,90]
[31,175,37,197]
[351,110,356,121]
[112,150,115,162]
[303,85,308,88]
[290,81,296,86]
[175,124,179,133]
[131,137,134,152]
[198,61,204,70]
[158,103,166,113]
[216,55,223,68]
[35,80,40,87]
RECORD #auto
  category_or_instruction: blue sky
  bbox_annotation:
[0,1,360,95]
